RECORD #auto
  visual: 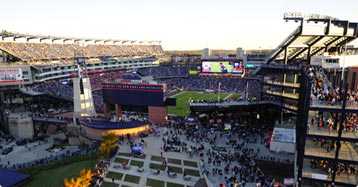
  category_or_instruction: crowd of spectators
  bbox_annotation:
[0,41,163,66]
[89,72,127,90]
[122,116,290,187]
[309,110,358,136]
[307,65,358,133]
[30,71,143,112]
[309,159,357,178]
[305,65,358,183]
[111,111,149,122]
[306,65,358,107]
[137,67,189,78]
[121,73,141,80]
[29,70,262,114]
[158,76,261,97]
[32,80,73,101]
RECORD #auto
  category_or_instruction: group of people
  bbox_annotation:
[307,65,358,107]
[156,117,292,187]
[159,76,262,96]
[307,65,358,132]
[137,66,189,79]
[310,159,357,178]
[1,41,163,64]
[30,71,131,112]
[28,70,263,114]
[89,71,129,90]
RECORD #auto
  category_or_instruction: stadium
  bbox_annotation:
[1,12,358,187]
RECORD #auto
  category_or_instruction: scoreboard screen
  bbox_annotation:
[201,61,244,74]
[102,83,167,107]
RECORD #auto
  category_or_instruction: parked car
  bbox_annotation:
[16,138,27,146]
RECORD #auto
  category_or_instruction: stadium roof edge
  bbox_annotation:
[266,16,358,65]
[0,30,161,45]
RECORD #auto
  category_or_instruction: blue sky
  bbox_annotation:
[1,0,358,50]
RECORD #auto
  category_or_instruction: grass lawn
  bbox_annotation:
[167,182,185,187]
[167,158,181,165]
[114,157,129,164]
[146,178,165,187]
[151,155,164,162]
[134,154,146,159]
[149,163,166,171]
[101,181,119,187]
[106,171,123,180]
[185,168,200,177]
[169,166,182,174]
[24,159,97,187]
[168,91,229,117]
[123,174,140,184]
[254,159,294,182]
[130,160,144,167]
[183,160,197,167]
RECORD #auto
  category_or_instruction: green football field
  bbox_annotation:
[168,91,240,117]
[209,61,232,73]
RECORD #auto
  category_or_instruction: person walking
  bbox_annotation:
[167,166,171,176]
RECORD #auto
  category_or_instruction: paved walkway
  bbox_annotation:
[101,126,295,187]
[104,153,200,187]
[0,133,78,167]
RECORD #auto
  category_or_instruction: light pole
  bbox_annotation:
[246,81,249,100]
[218,82,221,102]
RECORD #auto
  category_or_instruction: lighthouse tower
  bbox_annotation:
[73,57,96,119]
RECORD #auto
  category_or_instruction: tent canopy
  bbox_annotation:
[0,169,31,187]
[183,113,200,125]
[132,145,144,152]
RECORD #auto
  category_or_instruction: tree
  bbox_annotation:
[98,132,118,159]
[64,169,94,187]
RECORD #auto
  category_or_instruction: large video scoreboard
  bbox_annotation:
[201,60,244,75]
[102,82,167,107]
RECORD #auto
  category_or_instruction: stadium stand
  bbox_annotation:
[137,67,189,78]
[159,76,261,98]
[0,42,163,65]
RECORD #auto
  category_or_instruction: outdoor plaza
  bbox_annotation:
[101,126,295,187]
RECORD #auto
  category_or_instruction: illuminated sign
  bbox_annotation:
[311,173,328,180]
[102,83,166,106]
[0,68,23,83]
[201,61,244,74]
[102,83,164,92]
